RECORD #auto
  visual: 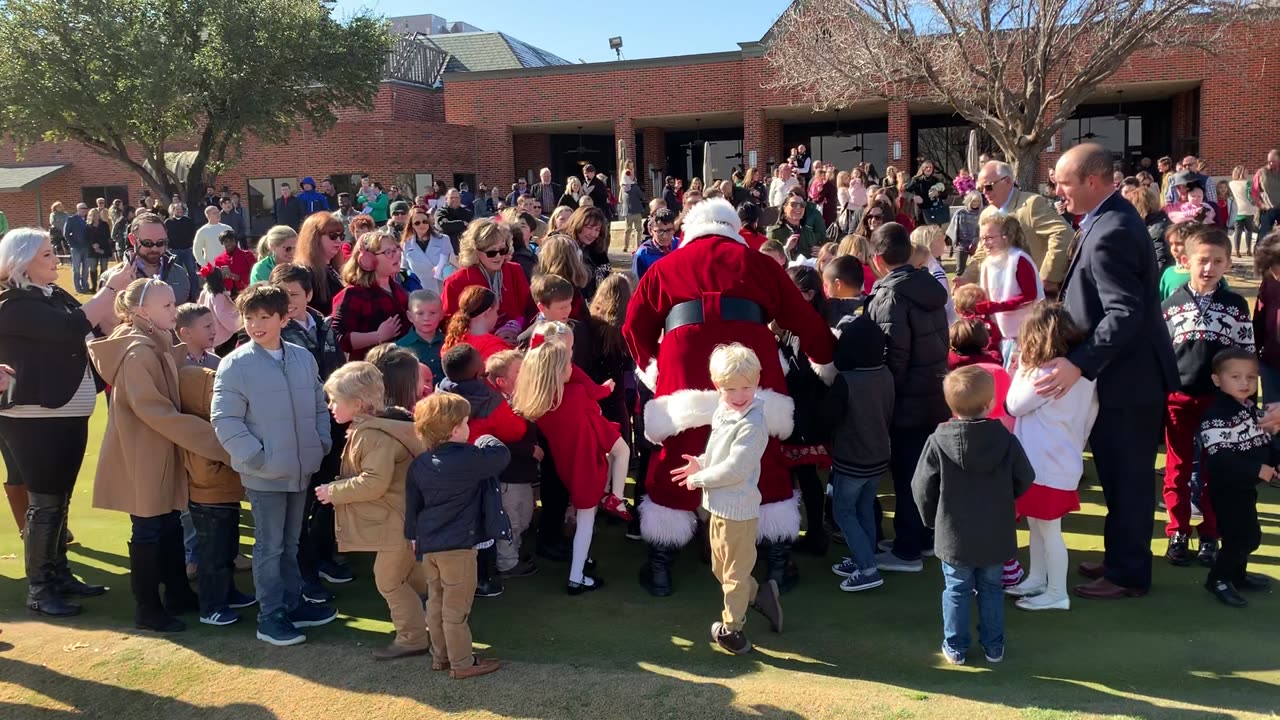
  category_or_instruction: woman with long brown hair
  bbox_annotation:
[331,231,409,361]
[400,205,455,295]
[565,207,610,300]
[296,212,346,315]
[441,219,533,341]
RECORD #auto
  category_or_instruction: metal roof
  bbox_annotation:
[0,164,69,192]
[425,31,569,73]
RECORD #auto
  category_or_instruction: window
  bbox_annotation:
[452,173,475,194]
[81,185,128,208]
[809,133,888,175]
[246,177,296,238]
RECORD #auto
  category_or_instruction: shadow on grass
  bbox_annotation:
[0,656,278,719]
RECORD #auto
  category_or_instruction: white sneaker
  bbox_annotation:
[875,551,923,573]
[1004,580,1047,598]
[1015,593,1070,611]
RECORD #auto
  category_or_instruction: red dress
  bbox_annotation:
[442,263,534,331]
[536,372,620,510]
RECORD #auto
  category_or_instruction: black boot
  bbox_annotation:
[129,542,185,632]
[474,545,504,598]
[53,496,106,598]
[766,540,800,594]
[638,544,674,597]
[25,493,80,617]
[159,528,199,615]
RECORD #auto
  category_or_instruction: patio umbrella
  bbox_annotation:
[702,141,713,184]
[966,129,980,175]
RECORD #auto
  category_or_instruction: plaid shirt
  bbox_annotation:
[331,282,410,361]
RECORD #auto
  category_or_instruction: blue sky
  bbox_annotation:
[332,1,792,63]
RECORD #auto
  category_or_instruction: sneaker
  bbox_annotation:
[318,561,355,584]
[601,494,634,523]
[1004,580,1047,598]
[199,608,241,626]
[839,569,885,592]
[256,612,306,646]
[227,589,257,609]
[830,557,858,578]
[750,579,784,632]
[940,643,965,666]
[875,551,923,573]
[449,656,501,680]
[1165,533,1192,566]
[1196,538,1219,567]
[984,646,1005,664]
[1206,579,1248,608]
[302,584,334,604]
[499,560,538,579]
[288,603,338,628]
[1015,593,1070,611]
[711,622,752,655]
[474,579,505,598]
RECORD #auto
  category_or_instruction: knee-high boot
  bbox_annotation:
[53,495,106,597]
[765,540,799,594]
[160,526,199,615]
[5,484,28,537]
[129,542,184,632]
[638,543,675,597]
[24,493,79,617]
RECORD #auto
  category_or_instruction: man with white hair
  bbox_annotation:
[1255,149,1280,238]
[959,160,1073,294]
[530,167,561,213]
[768,163,799,208]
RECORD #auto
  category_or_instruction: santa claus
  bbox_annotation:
[623,198,835,596]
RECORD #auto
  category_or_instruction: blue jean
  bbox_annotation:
[1260,361,1280,405]
[130,511,181,544]
[180,509,199,565]
[69,246,90,292]
[941,561,1005,656]
[1260,208,1279,240]
[245,488,306,621]
[831,472,878,571]
[189,502,242,615]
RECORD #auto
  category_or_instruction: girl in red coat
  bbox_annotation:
[442,286,512,360]
[513,339,630,595]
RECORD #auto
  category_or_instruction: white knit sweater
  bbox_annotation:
[1005,366,1099,491]
[688,396,769,521]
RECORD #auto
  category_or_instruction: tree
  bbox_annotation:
[764,0,1257,185]
[0,0,393,209]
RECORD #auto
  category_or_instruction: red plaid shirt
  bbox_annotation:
[331,282,410,360]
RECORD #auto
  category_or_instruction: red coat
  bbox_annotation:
[740,227,768,251]
[623,233,835,545]
[214,249,256,292]
[444,332,511,361]
[442,263,534,331]
[535,372,620,510]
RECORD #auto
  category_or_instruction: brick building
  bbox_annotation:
[2,14,1278,232]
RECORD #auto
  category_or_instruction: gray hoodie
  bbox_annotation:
[911,418,1034,568]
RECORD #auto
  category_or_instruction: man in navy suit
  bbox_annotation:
[1036,143,1178,599]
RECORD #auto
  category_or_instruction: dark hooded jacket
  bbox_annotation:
[864,265,950,428]
[911,419,1035,567]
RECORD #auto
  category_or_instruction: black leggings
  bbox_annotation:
[0,415,89,493]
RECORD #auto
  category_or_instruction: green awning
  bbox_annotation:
[0,164,69,192]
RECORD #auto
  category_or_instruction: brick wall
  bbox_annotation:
[512,133,551,183]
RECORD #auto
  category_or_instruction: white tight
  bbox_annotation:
[1027,517,1068,598]
[606,437,629,500]
[569,507,597,584]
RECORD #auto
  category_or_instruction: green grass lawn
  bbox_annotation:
[1,264,1278,719]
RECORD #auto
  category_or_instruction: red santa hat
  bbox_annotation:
[678,198,745,245]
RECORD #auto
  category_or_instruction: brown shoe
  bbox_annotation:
[371,643,432,661]
[711,622,752,655]
[449,656,500,680]
[1074,577,1148,600]
[1077,561,1105,580]
[751,579,784,633]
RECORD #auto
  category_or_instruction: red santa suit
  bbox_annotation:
[623,199,835,552]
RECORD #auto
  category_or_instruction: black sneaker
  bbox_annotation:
[1196,538,1219,567]
[1237,572,1272,592]
[1165,533,1192,566]
[711,621,752,655]
[1206,579,1247,607]
[474,579,504,598]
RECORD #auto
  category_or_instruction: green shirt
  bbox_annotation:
[1159,265,1227,301]
[249,255,277,284]
[395,327,444,380]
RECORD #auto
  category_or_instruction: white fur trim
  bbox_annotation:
[756,491,802,543]
[639,496,698,548]
[635,358,658,392]
[645,388,794,444]
[811,360,837,386]
[679,198,745,245]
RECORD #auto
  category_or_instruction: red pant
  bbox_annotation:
[1163,392,1218,539]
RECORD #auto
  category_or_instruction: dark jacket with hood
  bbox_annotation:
[912,418,1035,568]
[822,314,894,479]
[296,177,330,216]
[281,308,344,380]
[405,435,511,554]
[864,265,950,428]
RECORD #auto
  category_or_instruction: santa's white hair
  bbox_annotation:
[678,197,745,245]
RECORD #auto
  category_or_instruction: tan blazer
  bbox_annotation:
[960,190,1073,286]
[329,411,425,552]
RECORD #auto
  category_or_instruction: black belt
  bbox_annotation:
[665,297,766,333]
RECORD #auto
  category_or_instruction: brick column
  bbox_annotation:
[888,100,911,173]
[745,109,785,177]
[641,127,665,194]
[476,125,514,189]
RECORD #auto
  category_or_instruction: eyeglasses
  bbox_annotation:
[653,228,676,236]
[374,247,403,257]
[482,247,511,258]
[411,219,431,227]
[138,239,168,248]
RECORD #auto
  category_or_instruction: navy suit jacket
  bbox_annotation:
[1059,192,1178,408]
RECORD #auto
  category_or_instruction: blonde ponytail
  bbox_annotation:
[511,341,569,421]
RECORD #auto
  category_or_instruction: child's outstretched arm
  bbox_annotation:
[679,421,767,490]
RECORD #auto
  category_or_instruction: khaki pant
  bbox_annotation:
[623,213,644,249]
[496,483,534,572]
[373,543,430,650]
[709,515,759,631]
[423,548,479,668]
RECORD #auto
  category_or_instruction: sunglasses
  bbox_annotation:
[411,219,431,226]
[138,239,168,248]
[321,230,344,239]
[482,247,511,258]
[866,213,884,221]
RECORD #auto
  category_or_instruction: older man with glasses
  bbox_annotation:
[957,160,1073,296]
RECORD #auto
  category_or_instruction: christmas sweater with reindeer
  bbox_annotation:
[1199,391,1274,490]
[1162,284,1254,395]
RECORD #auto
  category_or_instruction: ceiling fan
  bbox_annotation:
[564,126,599,155]
[840,135,866,153]
[1112,90,1129,121]
[1079,118,1106,141]
[678,119,704,151]
[831,109,852,139]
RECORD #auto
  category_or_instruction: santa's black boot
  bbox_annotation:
[766,540,800,594]
[638,544,675,597]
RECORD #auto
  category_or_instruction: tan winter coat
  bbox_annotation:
[89,323,229,518]
[328,408,425,552]
[177,366,243,505]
